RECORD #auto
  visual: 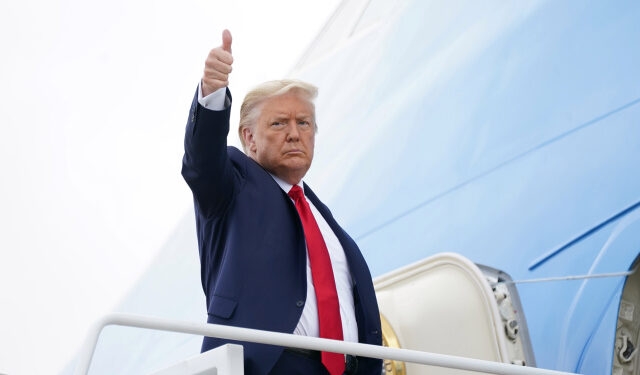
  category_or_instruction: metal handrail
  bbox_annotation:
[74,313,580,375]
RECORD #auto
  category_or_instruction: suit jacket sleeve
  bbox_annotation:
[181,86,239,217]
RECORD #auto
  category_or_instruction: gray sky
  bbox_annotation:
[0,0,340,373]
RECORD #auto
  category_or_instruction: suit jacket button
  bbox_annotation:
[296,300,304,307]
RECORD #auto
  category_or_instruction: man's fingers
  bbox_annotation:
[203,78,229,89]
[206,58,232,74]
[222,29,232,53]
[218,50,233,65]
[204,68,229,82]
[201,31,232,95]
[207,48,233,65]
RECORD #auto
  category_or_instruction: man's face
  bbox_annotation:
[245,92,316,184]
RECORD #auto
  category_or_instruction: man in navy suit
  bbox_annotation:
[182,30,382,375]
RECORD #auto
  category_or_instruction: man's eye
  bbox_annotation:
[271,122,283,126]
[298,121,310,126]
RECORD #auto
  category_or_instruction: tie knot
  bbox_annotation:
[288,185,304,201]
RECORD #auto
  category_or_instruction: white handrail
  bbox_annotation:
[74,313,580,375]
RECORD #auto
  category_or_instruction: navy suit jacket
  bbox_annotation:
[182,88,382,375]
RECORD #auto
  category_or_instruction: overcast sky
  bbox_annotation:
[0,0,340,373]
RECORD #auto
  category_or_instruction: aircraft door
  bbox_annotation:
[613,257,640,375]
[375,252,535,374]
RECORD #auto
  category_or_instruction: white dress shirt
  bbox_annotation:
[198,84,359,343]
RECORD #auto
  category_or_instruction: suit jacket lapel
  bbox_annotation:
[303,184,348,250]
[303,183,365,279]
[303,183,379,344]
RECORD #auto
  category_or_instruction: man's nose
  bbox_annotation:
[286,121,300,141]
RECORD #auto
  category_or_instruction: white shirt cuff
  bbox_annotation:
[198,82,227,110]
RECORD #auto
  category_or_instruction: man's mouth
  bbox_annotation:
[284,150,304,155]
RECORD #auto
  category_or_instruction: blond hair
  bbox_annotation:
[238,79,318,152]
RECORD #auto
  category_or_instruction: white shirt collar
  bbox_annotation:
[269,173,304,195]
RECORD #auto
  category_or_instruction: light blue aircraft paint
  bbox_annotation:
[62,0,640,373]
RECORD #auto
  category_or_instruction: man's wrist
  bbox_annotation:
[198,81,227,110]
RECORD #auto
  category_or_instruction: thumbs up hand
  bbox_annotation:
[202,29,234,97]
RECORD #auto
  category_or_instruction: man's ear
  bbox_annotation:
[242,127,256,153]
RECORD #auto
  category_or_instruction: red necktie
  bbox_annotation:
[288,185,345,375]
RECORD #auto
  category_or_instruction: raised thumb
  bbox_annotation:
[222,29,232,53]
